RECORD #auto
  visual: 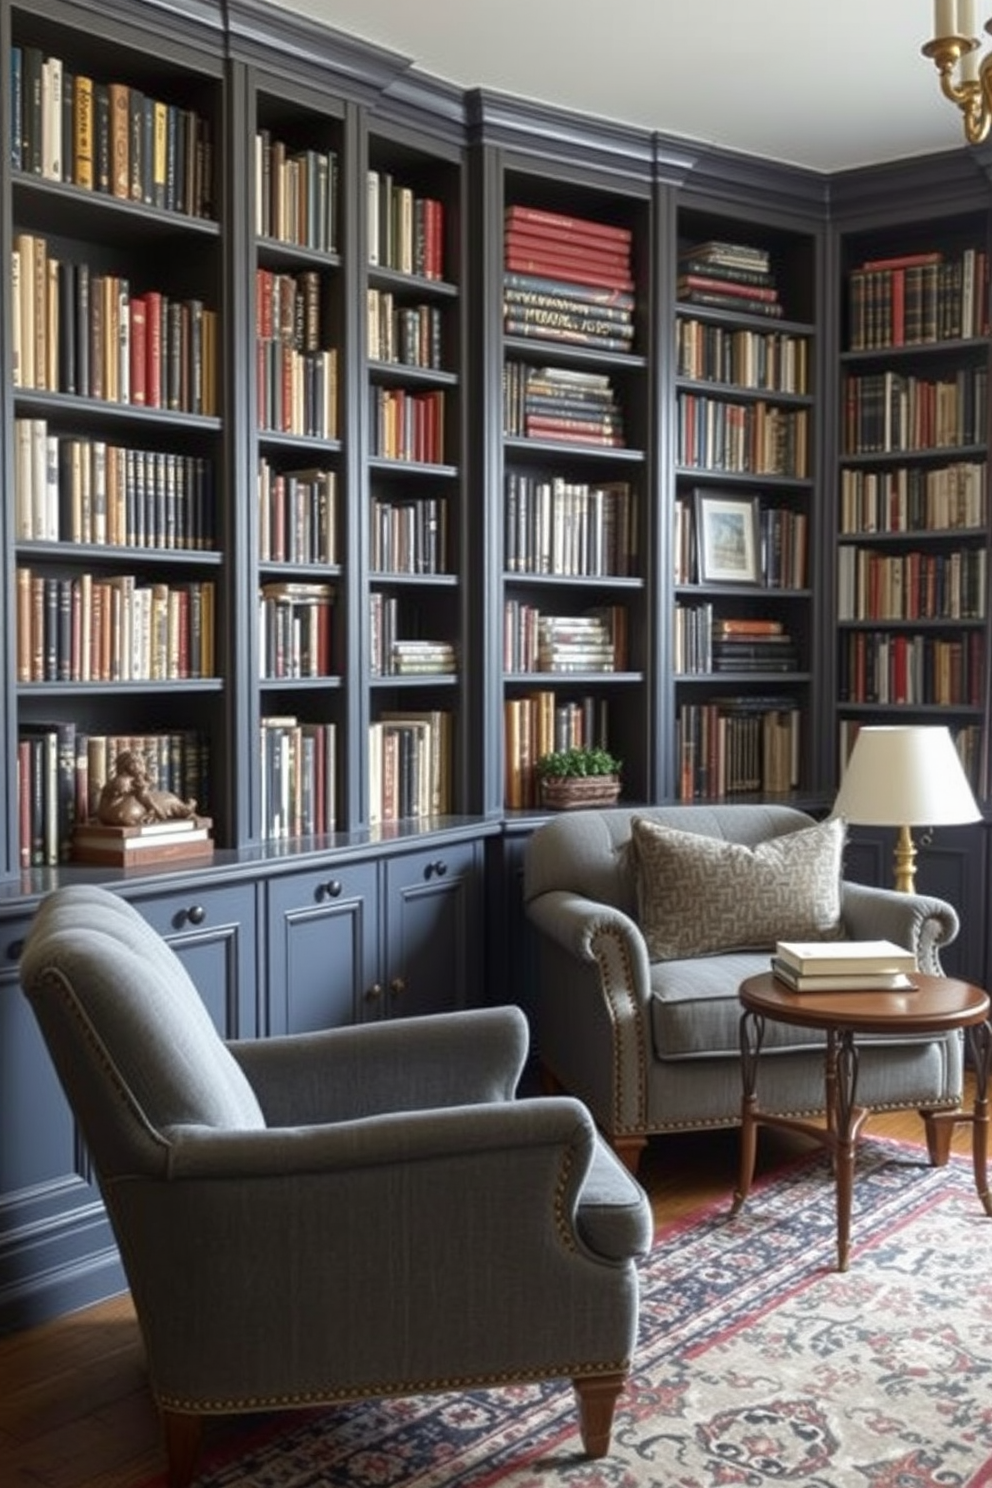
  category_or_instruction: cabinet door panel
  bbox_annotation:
[383,843,481,1021]
[129,882,258,1039]
[267,863,378,1034]
[0,913,122,1331]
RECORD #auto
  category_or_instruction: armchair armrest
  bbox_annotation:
[525,890,653,1138]
[841,881,959,974]
[227,1005,529,1126]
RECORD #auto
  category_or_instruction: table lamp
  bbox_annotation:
[832,725,981,893]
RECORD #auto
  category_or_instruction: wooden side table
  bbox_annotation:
[731,972,992,1270]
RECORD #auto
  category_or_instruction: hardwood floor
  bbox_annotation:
[2,1087,980,1488]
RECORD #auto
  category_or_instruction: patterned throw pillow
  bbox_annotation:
[630,815,846,962]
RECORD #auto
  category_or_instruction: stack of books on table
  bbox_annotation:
[771,939,918,992]
[72,816,214,868]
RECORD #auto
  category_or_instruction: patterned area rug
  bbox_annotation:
[147,1140,992,1487]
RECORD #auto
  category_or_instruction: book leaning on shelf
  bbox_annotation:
[771,938,917,992]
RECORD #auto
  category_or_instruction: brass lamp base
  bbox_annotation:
[893,823,917,895]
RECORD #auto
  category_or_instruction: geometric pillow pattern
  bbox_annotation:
[630,814,846,962]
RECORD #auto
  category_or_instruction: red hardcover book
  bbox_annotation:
[859,250,942,271]
[18,738,31,868]
[505,205,632,248]
[144,290,162,409]
[504,257,634,293]
[505,226,630,269]
[677,273,778,303]
[129,294,146,405]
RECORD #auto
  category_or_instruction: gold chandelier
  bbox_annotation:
[924,0,992,143]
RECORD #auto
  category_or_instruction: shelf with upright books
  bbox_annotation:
[250,82,345,844]
[671,208,819,803]
[8,0,228,865]
[835,213,992,800]
[364,128,463,828]
[498,170,652,812]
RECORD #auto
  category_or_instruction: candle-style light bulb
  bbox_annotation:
[934,0,958,40]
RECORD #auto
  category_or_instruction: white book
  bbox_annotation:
[41,56,63,182]
[775,939,917,975]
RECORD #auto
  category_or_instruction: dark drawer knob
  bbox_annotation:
[425,859,448,880]
[317,880,343,901]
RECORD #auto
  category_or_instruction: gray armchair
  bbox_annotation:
[19,884,652,1488]
[524,804,964,1175]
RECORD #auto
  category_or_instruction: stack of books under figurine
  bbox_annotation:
[771,938,917,992]
[677,239,784,319]
[72,815,214,868]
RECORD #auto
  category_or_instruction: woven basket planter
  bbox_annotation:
[539,775,621,811]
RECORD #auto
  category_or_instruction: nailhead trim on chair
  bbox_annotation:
[154,1357,633,1414]
[590,924,648,1132]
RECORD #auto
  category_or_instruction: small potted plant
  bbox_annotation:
[535,745,622,811]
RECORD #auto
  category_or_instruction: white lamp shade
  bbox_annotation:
[833,725,981,827]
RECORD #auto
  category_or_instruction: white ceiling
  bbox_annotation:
[266,0,973,173]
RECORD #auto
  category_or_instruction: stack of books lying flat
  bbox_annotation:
[72,816,213,868]
[771,939,918,992]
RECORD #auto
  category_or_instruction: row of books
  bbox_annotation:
[675,319,810,395]
[847,247,989,351]
[367,171,445,281]
[771,939,916,993]
[842,368,989,456]
[838,461,986,536]
[259,717,337,841]
[503,204,634,295]
[674,609,799,676]
[16,569,215,683]
[16,726,209,868]
[369,387,445,464]
[256,344,338,440]
[838,631,984,707]
[673,497,808,589]
[503,691,611,810]
[259,581,334,680]
[254,131,339,252]
[504,473,636,578]
[258,460,337,566]
[367,290,444,370]
[836,546,987,621]
[370,495,449,576]
[676,698,800,800]
[838,719,982,794]
[676,393,810,479]
[12,235,218,412]
[503,605,628,675]
[369,594,455,676]
[16,423,215,550]
[11,46,213,217]
[503,362,625,447]
[369,711,452,823]
[677,239,784,320]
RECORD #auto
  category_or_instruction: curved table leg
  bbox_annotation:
[834,1029,870,1271]
[731,1010,764,1215]
[968,1021,992,1216]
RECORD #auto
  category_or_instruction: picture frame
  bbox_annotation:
[694,491,762,586]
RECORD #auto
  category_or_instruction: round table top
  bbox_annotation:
[739,971,990,1035]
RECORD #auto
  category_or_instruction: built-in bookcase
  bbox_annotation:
[249,74,346,842]
[835,208,991,800]
[363,124,465,827]
[670,201,819,802]
[5,0,228,870]
[495,160,652,811]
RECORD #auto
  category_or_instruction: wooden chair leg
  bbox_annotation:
[161,1408,203,1488]
[611,1133,647,1177]
[573,1371,626,1457]
[922,1109,956,1166]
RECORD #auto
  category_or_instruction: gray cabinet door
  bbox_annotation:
[130,881,258,1039]
[266,862,378,1034]
[381,842,482,1021]
[0,911,123,1331]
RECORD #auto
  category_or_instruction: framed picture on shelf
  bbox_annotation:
[694,491,761,585]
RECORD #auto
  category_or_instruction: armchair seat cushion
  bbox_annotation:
[576,1138,655,1259]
